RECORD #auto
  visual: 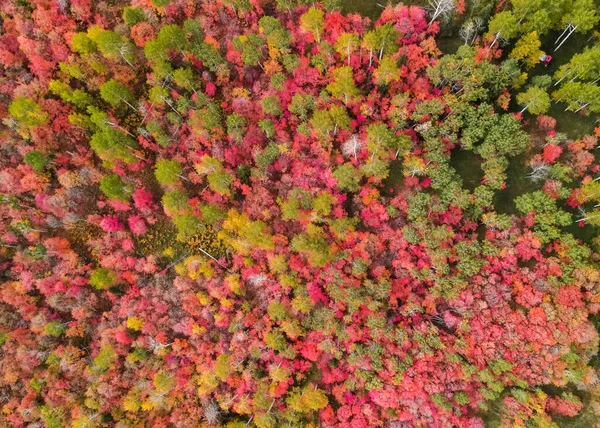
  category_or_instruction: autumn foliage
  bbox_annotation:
[0,0,599,427]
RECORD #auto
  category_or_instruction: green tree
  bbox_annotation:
[333,164,361,192]
[173,67,197,93]
[100,80,137,112]
[553,81,600,114]
[289,93,315,119]
[515,191,571,243]
[517,86,550,114]
[123,7,146,26]
[363,24,399,65]
[155,159,184,186]
[311,109,334,137]
[335,33,359,65]
[553,44,600,86]
[93,345,117,371]
[374,56,399,85]
[89,268,117,290]
[366,123,409,159]
[173,213,202,239]
[94,30,135,67]
[286,385,329,412]
[290,227,332,267]
[207,171,234,196]
[71,32,97,54]
[488,11,520,47]
[23,151,49,173]
[44,322,67,337]
[157,24,188,53]
[162,190,191,216]
[100,174,133,202]
[326,66,360,103]
[90,129,139,165]
[191,43,223,72]
[195,156,234,196]
[8,97,48,127]
[261,95,282,117]
[554,0,599,51]
[329,105,351,134]
[300,7,324,43]
[232,34,265,67]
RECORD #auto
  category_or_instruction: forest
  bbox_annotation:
[0,0,600,426]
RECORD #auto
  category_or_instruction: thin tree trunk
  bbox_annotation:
[555,24,572,45]
[490,33,500,48]
[555,25,577,52]
[121,98,138,113]
[347,42,351,66]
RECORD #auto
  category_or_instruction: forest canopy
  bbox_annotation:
[1,0,600,427]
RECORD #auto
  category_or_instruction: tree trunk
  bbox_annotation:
[554,25,577,52]
[490,33,500,48]
[347,42,351,66]
[121,98,138,113]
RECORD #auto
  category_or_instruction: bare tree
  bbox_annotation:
[342,134,363,160]
[427,0,456,26]
[526,162,550,183]
[459,18,485,45]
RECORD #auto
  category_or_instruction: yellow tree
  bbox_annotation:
[510,32,544,69]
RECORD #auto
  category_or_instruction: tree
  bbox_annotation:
[261,96,282,117]
[553,44,600,87]
[8,97,48,127]
[364,24,399,62]
[287,385,329,412]
[333,164,361,192]
[156,24,188,53]
[327,66,360,103]
[162,189,191,216]
[335,33,359,65]
[290,228,333,267]
[155,159,185,186]
[89,268,117,290]
[426,0,456,26]
[510,32,543,68]
[94,30,135,67]
[487,11,520,48]
[515,191,571,243]
[374,57,399,85]
[300,7,325,43]
[232,34,265,67]
[517,87,550,114]
[329,105,351,134]
[553,81,600,114]
[311,109,334,137]
[90,129,140,165]
[100,80,137,112]
[173,213,202,239]
[366,123,409,159]
[123,7,146,26]
[23,151,49,173]
[459,18,484,45]
[554,0,598,51]
[71,32,97,54]
[100,174,133,202]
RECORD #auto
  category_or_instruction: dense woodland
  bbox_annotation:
[1,0,600,426]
